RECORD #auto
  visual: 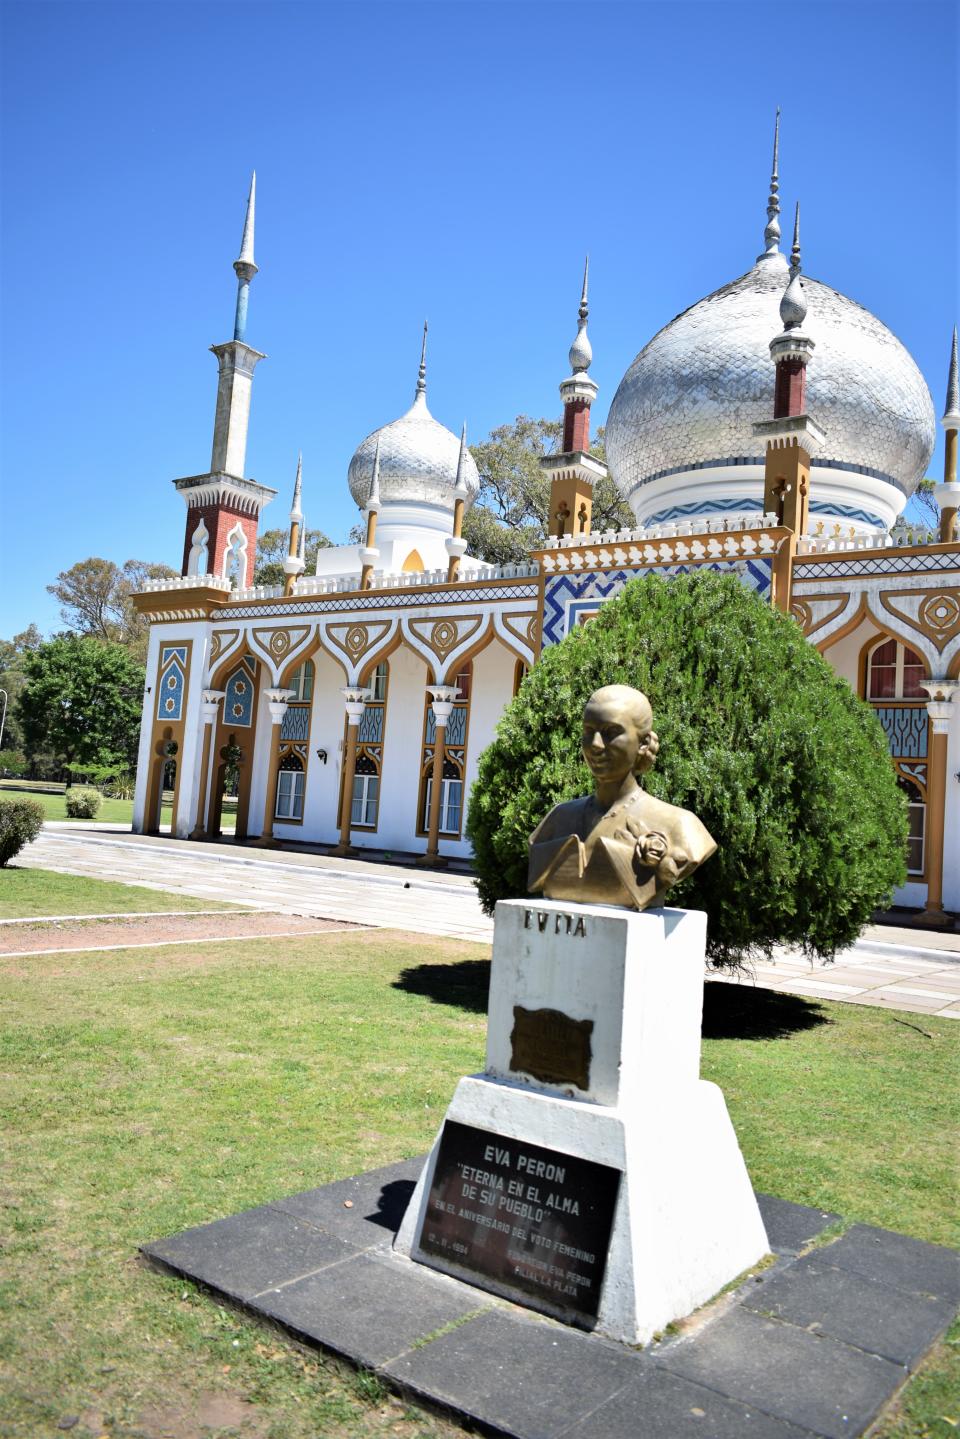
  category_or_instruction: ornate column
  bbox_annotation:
[254,688,296,846]
[333,687,370,856]
[188,690,225,839]
[419,685,459,867]
[918,680,958,921]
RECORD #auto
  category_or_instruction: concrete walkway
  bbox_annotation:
[17,826,960,1019]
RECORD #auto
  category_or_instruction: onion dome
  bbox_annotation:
[347,324,481,514]
[606,254,935,531]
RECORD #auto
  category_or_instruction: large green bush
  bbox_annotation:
[467,572,907,966]
[64,787,102,819]
[0,797,44,866]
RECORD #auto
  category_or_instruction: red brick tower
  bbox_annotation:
[542,258,608,539]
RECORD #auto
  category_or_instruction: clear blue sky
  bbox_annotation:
[1,0,956,638]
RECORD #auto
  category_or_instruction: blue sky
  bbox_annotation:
[1,0,956,638]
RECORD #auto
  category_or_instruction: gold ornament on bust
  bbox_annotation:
[528,685,717,910]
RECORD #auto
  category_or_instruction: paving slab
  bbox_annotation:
[383,1306,640,1439]
[255,1250,493,1369]
[656,1306,907,1438]
[141,1164,959,1439]
[742,1254,958,1369]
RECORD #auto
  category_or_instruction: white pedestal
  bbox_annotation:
[395,899,769,1345]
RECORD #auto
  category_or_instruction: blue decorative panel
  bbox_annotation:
[809,501,886,528]
[156,646,187,722]
[875,706,928,758]
[646,499,762,524]
[224,666,254,728]
[445,705,467,747]
[359,706,384,744]
[541,561,774,648]
[425,710,436,746]
[280,705,311,742]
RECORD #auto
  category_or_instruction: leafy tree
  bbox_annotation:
[254,528,333,587]
[0,625,45,752]
[17,636,145,776]
[463,417,633,564]
[467,571,907,968]
[904,478,940,530]
[47,558,177,662]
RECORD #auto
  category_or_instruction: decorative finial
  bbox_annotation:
[569,255,593,374]
[779,201,807,330]
[233,173,258,342]
[757,109,782,261]
[944,325,959,423]
[415,320,428,400]
[367,434,382,510]
[290,451,303,522]
[453,422,469,497]
[236,172,257,273]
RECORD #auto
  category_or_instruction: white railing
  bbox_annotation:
[542,513,778,551]
[797,526,939,556]
[137,574,233,595]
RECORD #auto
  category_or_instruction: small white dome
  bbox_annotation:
[347,391,480,513]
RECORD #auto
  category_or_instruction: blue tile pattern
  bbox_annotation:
[156,646,187,723]
[542,561,774,648]
[874,707,928,758]
[224,665,255,728]
[280,705,311,742]
[445,706,467,747]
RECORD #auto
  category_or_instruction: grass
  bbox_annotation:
[0,866,242,919]
[0,782,237,829]
[1,934,957,1438]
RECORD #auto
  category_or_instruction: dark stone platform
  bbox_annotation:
[142,1158,960,1439]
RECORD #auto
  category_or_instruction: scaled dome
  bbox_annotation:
[605,253,936,531]
[347,390,481,513]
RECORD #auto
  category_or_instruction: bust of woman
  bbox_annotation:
[527,685,716,911]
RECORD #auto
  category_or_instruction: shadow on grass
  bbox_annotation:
[395,959,831,1040]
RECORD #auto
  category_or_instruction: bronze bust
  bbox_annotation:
[528,685,716,910]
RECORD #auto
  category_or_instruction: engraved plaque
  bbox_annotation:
[417,1120,620,1322]
[510,1005,593,1090]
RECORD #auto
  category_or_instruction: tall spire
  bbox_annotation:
[289,451,303,523]
[453,422,469,497]
[944,325,959,423]
[569,255,593,374]
[757,108,782,262]
[779,202,807,330]
[415,320,428,401]
[367,434,382,511]
[233,172,258,342]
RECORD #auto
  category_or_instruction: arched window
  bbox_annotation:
[223,524,248,587]
[286,660,314,703]
[187,519,209,576]
[418,661,472,837]
[346,661,389,830]
[898,776,926,876]
[275,754,305,821]
[866,638,926,700]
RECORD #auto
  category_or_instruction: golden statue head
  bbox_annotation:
[581,685,660,787]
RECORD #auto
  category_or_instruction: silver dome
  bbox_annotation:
[347,392,481,511]
[606,254,936,505]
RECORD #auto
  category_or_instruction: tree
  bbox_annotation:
[17,636,145,775]
[463,417,634,564]
[467,571,907,968]
[0,625,44,752]
[47,558,177,662]
[254,528,333,587]
[906,478,940,530]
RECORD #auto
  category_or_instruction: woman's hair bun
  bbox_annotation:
[635,729,660,775]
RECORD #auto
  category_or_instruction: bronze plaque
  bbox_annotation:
[510,1005,593,1090]
[417,1120,621,1322]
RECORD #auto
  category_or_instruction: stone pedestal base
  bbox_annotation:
[395,899,769,1345]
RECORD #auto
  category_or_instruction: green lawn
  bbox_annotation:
[0,782,236,829]
[0,866,242,918]
[1,933,957,1437]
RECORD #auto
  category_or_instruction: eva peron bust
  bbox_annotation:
[528,685,717,911]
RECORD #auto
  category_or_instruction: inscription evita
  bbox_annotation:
[419,1120,620,1321]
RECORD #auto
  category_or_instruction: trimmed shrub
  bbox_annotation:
[0,797,44,866]
[65,787,102,819]
[467,571,907,967]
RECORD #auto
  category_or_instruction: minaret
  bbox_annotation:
[936,327,959,543]
[283,454,306,596]
[753,203,825,536]
[174,174,276,589]
[359,437,382,589]
[446,424,470,582]
[541,258,607,539]
[756,109,782,263]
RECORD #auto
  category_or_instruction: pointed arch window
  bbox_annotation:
[866,638,926,700]
[343,660,389,831]
[275,753,305,821]
[223,524,248,587]
[187,519,210,576]
[418,661,472,837]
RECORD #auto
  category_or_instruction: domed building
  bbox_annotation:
[133,142,960,919]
